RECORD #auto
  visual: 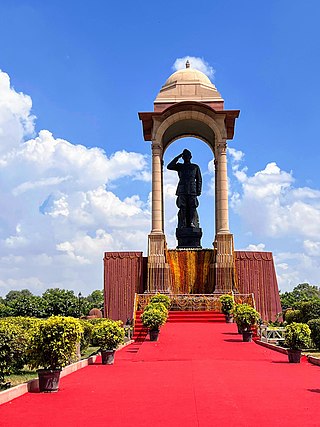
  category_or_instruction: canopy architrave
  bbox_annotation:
[138,102,240,150]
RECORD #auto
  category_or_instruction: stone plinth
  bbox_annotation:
[176,227,202,249]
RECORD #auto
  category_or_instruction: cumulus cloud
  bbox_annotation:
[0,70,151,295]
[0,70,35,155]
[229,147,320,291]
[231,160,320,238]
[244,243,266,252]
[172,56,215,78]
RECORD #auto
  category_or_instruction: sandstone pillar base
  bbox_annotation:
[213,233,237,293]
[147,233,172,293]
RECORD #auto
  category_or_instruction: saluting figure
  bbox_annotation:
[167,149,202,229]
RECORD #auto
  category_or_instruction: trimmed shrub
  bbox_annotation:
[284,322,311,350]
[92,320,125,350]
[141,307,168,331]
[307,319,320,349]
[0,317,41,371]
[0,321,30,384]
[79,320,94,354]
[293,300,320,323]
[29,316,83,370]
[219,294,235,315]
[285,309,302,324]
[150,293,171,309]
[144,302,168,315]
[232,304,260,331]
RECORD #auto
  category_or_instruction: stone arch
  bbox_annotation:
[152,103,226,154]
[139,98,239,293]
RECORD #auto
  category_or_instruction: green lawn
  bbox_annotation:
[2,346,100,389]
[3,368,37,388]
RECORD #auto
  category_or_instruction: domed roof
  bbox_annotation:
[164,67,212,87]
[154,61,224,110]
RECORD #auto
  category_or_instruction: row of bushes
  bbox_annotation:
[219,294,318,350]
[0,316,124,386]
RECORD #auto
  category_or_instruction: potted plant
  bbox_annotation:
[284,322,311,363]
[29,316,83,392]
[233,304,260,342]
[232,304,244,333]
[141,306,168,341]
[219,294,235,323]
[92,319,125,365]
[144,302,168,314]
[150,293,171,309]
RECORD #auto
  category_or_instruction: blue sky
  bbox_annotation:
[0,1,320,295]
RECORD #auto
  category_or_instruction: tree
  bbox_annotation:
[8,295,46,318]
[3,290,46,317]
[86,290,104,311]
[280,283,320,309]
[5,289,33,303]
[41,288,79,317]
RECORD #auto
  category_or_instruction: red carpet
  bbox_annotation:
[1,321,320,426]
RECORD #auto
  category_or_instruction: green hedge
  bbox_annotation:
[285,309,302,324]
[79,320,94,354]
[0,321,30,384]
[307,318,320,349]
[293,300,320,323]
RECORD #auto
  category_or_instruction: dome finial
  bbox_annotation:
[186,60,190,68]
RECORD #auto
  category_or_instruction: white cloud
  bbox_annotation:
[230,148,320,291]
[0,70,151,296]
[244,243,266,252]
[0,70,35,156]
[230,159,320,238]
[303,240,320,256]
[172,56,215,78]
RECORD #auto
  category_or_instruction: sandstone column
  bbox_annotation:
[147,142,171,292]
[215,141,230,234]
[214,158,218,236]
[151,143,163,233]
[214,140,235,293]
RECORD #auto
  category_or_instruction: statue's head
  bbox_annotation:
[182,149,192,162]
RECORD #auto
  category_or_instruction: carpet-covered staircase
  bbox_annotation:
[132,310,225,343]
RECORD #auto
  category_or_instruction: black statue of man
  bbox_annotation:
[167,149,202,229]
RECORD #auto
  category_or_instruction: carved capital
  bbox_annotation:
[215,141,227,157]
[151,141,163,156]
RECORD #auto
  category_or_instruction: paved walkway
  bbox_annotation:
[1,322,320,426]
